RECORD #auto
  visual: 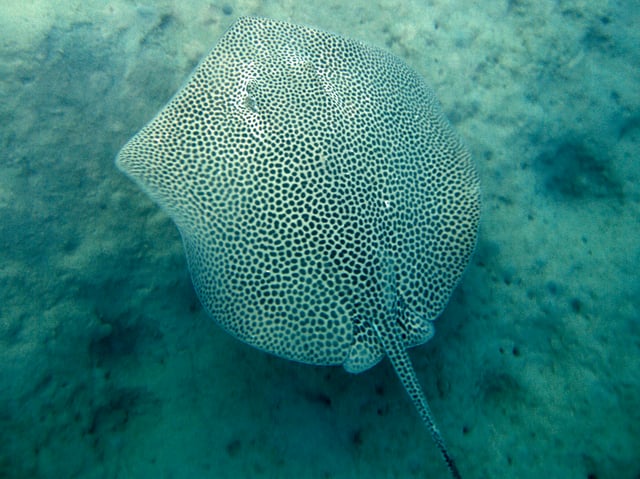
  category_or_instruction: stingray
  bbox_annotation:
[117,17,479,478]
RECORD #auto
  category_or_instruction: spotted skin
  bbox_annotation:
[117,17,479,478]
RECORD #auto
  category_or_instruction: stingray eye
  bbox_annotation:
[243,94,257,112]
[243,80,261,111]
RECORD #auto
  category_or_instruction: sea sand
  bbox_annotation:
[0,1,638,478]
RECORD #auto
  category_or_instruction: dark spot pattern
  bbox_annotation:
[117,22,479,476]
[117,17,479,371]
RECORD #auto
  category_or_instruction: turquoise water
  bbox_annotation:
[1,1,638,478]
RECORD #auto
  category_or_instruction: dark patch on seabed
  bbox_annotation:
[535,140,622,200]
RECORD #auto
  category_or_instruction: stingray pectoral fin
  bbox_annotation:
[373,321,462,479]
[343,316,385,373]
[398,307,436,348]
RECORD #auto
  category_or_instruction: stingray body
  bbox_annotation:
[117,17,479,478]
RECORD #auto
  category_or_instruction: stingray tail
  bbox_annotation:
[373,318,462,479]
[372,237,461,477]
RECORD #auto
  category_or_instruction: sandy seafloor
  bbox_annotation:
[1,0,639,478]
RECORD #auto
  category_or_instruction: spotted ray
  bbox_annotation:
[117,17,480,478]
